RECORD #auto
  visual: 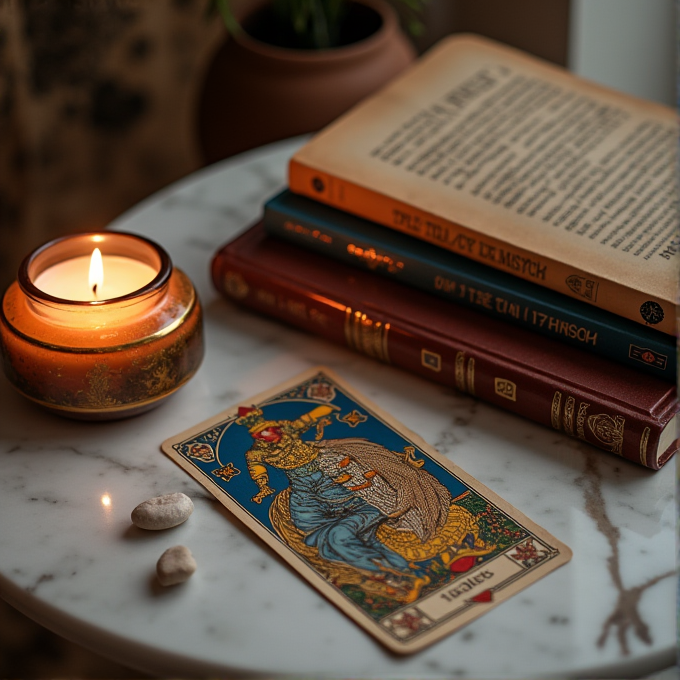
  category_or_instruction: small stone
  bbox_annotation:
[131,492,193,530]
[156,545,197,586]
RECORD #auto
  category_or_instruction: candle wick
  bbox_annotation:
[92,283,98,296]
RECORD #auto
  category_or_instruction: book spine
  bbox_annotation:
[212,249,672,469]
[263,197,677,382]
[288,159,677,335]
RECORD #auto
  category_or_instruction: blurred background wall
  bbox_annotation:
[0,0,576,297]
[0,0,676,676]
[0,0,224,295]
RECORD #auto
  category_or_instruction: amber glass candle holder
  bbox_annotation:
[0,232,204,420]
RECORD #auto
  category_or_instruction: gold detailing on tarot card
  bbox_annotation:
[494,378,516,401]
[587,414,625,455]
[576,402,589,439]
[212,463,241,482]
[563,396,575,435]
[315,415,332,439]
[640,427,650,465]
[551,392,562,430]
[338,409,368,427]
[454,352,476,394]
[376,504,491,563]
[344,308,390,362]
[270,489,491,604]
[397,446,425,468]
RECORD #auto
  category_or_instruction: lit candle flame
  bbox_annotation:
[89,248,104,297]
[101,494,112,508]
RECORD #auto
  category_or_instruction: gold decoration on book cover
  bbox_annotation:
[224,271,249,299]
[565,275,598,301]
[563,396,575,435]
[466,358,475,395]
[587,414,625,455]
[576,402,589,440]
[344,308,390,362]
[453,352,475,395]
[455,352,466,392]
[421,349,442,372]
[551,392,562,430]
[494,378,516,401]
[640,427,650,466]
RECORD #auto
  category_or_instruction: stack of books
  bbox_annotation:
[212,35,679,469]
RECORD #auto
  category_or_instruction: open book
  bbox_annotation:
[289,35,679,334]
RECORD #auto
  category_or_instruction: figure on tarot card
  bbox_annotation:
[235,403,492,604]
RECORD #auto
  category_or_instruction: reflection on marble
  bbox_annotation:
[0,138,676,679]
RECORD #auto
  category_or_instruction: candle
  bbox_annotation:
[0,232,204,419]
[33,252,157,301]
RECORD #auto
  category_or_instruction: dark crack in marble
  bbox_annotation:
[25,573,54,594]
[577,449,674,655]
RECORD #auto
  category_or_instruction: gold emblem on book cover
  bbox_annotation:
[224,271,249,300]
[587,414,625,455]
[565,275,598,301]
[421,349,442,372]
[495,378,516,401]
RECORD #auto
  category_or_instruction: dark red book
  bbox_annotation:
[212,222,679,469]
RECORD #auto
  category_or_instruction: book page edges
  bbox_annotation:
[656,412,679,467]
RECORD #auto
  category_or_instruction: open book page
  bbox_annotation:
[292,35,679,307]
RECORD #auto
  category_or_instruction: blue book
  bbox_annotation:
[264,190,676,382]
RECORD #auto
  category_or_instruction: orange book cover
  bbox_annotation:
[289,34,679,335]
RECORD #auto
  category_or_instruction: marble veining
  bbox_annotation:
[0,138,676,679]
[577,451,674,655]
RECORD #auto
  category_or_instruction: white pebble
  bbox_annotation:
[131,492,193,530]
[156,545,197,586]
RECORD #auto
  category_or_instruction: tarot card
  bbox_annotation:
[162,367,571,654]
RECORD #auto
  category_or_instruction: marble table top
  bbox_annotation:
[0,138,676,679]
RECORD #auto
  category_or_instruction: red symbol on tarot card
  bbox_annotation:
[511,539,540,563]
[391,611,424,632]
[449,555,477,573]
[470,589,493,603]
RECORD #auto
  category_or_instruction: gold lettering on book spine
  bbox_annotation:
[455,352,466,392]
[551,392,562,430]
[640,427,650,466]
[576,402,590,440]
[344,308,390,363]
[587,414,624,455]
[563,396,575,435]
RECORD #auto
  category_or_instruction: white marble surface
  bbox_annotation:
[0,137,676,679]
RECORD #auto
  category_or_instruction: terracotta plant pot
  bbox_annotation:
[197,0,416,164]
